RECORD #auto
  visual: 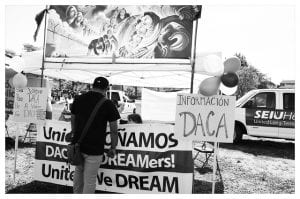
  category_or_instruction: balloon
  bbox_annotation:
[221,73,239,87]
[198,76,221,96]
[12,73,27,88]
[224,57,241,73]
[5,68,18,79]
[220,83,238,95]
[202,54,224,76]
[8,78,14,87]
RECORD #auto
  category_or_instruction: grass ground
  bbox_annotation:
[5,136,294,194]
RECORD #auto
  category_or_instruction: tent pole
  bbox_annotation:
[190,19,199,94]
[40,5,49,87]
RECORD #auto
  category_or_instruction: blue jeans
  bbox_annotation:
[73,153,102,193]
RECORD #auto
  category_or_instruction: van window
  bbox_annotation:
[107,92,120,101]
[245,92,275,109]
[283,93,294,110]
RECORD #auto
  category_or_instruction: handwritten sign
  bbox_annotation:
[5,80,15,115]
[174,93,235,143]
[13,87,48,123]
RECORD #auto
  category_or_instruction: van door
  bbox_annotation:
[278,92,295,139]
[243,92,278,138]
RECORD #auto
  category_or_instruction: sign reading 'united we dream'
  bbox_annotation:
[34,121,194,193]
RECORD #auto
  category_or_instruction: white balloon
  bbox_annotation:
[202,54,224,76]
[220,83,238,95]
[12,73,27,88]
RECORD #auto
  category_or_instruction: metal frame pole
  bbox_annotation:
[191,18,199,194]
[190,19,199,94]
[40,5,49,87]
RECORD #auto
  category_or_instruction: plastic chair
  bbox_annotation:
[5,124,9,137]
[193,142,221,177]
[193,142,223,193]
[193,142,215,168]
[23,123,37,143]
[5,113,10,137]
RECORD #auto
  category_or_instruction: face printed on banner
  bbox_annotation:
[67,6,77,18]
[119,8,126,19]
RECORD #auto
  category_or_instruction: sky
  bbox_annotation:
[4,2,297,85]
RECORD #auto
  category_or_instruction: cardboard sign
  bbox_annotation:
[5,80,15,115]
[12,87,48,123]
[246,109,295,128]
[174,93,235,143]
[34,121,193,194]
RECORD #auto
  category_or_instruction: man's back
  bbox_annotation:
[71,91,120,155]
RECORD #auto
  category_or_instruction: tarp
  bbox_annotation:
[21,50,210,88]
[5,55,23,79]
[141,88,189,122]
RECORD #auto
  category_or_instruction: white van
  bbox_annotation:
[234,89,295,143]
[107,90,136,114]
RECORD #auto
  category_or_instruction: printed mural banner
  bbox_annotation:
[246,109,295,128]
[34,121,194,193]
[45,5,201,61]
[174,93,236,143]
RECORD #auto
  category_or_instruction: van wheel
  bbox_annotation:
[233,124,243,144]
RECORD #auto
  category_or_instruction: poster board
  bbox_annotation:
[5,79,15,116]
[12,87,48,123]
[174,93,235,143]
[34,121,194,193]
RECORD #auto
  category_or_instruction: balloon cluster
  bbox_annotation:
[9,73,28,88]
[198,56,241,96]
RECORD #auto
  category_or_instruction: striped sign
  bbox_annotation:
[34,121,193,193]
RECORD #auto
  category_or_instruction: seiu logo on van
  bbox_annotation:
[254,110,295,121]
[246,109,295,128]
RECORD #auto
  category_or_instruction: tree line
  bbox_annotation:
[235,53,276,99]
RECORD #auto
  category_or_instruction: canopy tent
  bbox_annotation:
[21,50,207,89]
[10,5,207,90]
[5,52,23,79]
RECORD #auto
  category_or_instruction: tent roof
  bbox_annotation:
[21,51,208,89]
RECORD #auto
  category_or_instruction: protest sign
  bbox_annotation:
[12,87,48,123]
[5,79,15,116]
[174,93,235,143]
[34,121,194,193]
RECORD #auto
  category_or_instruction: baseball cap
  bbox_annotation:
[93,77,109,89]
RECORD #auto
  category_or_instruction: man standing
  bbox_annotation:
[70,77,120,193]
